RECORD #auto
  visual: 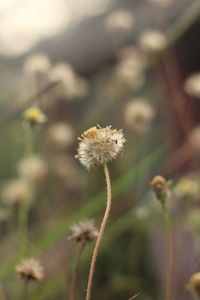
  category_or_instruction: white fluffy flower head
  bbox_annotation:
[76,125,126,170]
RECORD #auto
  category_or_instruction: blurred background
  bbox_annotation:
[0,0,200,299]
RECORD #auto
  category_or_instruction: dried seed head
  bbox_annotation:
[124,99,155,134]
[2,179,30,205]
[76,125,126,170]
[186,273,200,297]
[105,10,134,33]
[150,175,170,204]
[17,155,48,182]
[16,258,44,282]
[139,30,167,54]
[24,53,50,74]
[184,73,200,98]
[68,220,98,243]
[24,106,47,125]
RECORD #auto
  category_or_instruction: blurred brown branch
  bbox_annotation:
[0,80,60,127]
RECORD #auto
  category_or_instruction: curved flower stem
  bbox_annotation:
[70,241,86,300]
[162,204,173,300]
[86,163,112,300]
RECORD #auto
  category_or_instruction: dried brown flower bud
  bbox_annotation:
[16,258,44,282]
[186,273,200,298]
[150,175,170,204]
[68,220,98,243]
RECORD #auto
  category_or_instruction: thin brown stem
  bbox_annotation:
[162,205,173,300]
[86,163,112,300]
[128,292,140,300]
[0,80,60,127]
[70,242,85,300]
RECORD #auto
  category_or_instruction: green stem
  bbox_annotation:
[69,242,86,300]
[162,204,173,300]
[18,125,35,256]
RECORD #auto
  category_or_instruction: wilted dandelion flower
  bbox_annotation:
[174,177,199,198]
[139,30,167,54]
[24,106,47,125]
[49,63,88,100]
[186,273,200,298]
[150,175,170,204]
[24,53,50,74]
[105,10,134,33]
[75,125,126,170]
[16,258,44,281]
[48,122,74,148]
[17,156,48,182]
[184,73,200,98]
[124,99,155,134]
[2,179,30,205]
[68,220,98,243]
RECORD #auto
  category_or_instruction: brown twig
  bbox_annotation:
[0,80,60,127]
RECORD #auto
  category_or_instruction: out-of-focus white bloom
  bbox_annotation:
[188,127,200,152]
[68,219,98,243]
[113,48,146,91]
[2,179,30,205]
[50,155,85,188]
[135,206,150,220]
[48,122,74,148]
[16,258,44,282]
[174,177,199,198]
[17,156,48,181]
[49,63,88,100]
[117,47,147,64]
[187,210,200,232]
[76,125,126,170]
[24,53,51,74]
[105,10,134,33]
[139,30,167,54]
[147,0,172,7]
[124,99,155,134]
[184,73,200,98]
